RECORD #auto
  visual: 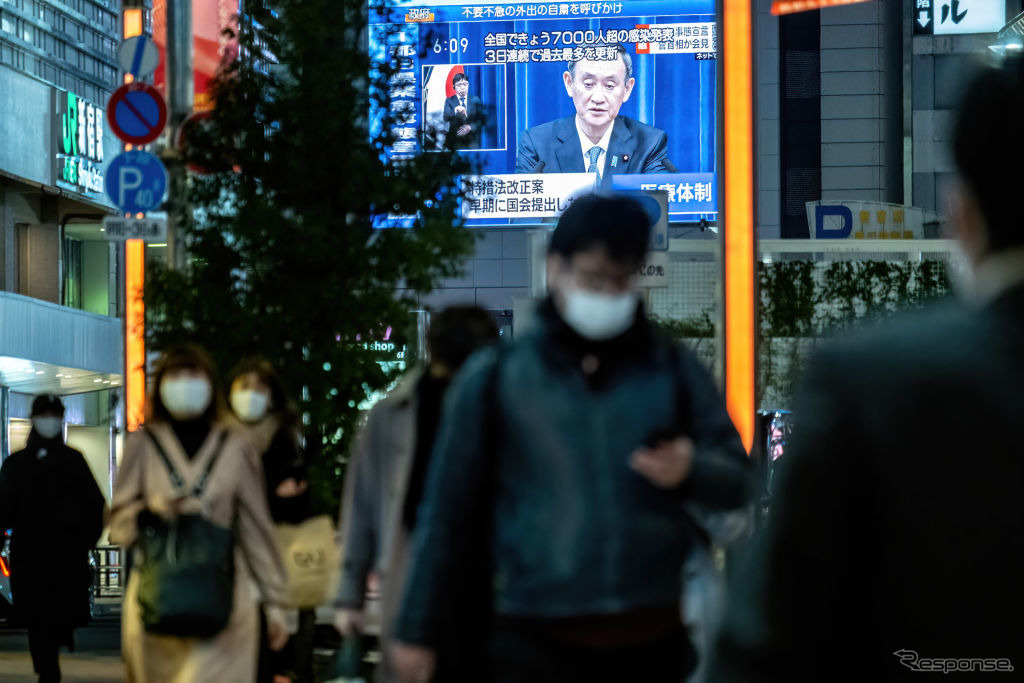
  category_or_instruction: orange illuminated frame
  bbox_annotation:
[722,0,756,453]
[124,9,146,431]
[126,241,146,432]
[771,0,872,15]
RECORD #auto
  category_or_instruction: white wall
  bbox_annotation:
[819,2,889,202]
[66,424,112,502]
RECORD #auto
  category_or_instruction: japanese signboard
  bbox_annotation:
[462,173,596,219]
[805,200,942,240]
[53,90,105,195]
[913,0,1006,35]
[101,215,168,242]
[635,251,670,288]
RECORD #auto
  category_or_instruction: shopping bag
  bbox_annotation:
[273,514,340,608]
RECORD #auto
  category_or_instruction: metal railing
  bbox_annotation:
[91,545,123,599]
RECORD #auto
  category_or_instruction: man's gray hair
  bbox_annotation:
[566,43,633,81]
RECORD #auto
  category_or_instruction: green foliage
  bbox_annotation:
[145,0,475,513]
[755,259,951,407]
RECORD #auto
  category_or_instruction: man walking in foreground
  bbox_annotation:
[390,194,750,683]
[710,58,1024,682]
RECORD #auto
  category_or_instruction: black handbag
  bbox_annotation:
[135,429,235,638]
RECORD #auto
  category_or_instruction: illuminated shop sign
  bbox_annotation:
[54,90,105,195]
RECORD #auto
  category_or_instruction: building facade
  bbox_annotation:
[0,0,123,499]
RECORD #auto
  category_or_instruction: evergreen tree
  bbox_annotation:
[145,0,474,512]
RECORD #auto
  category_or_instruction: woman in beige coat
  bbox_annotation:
[110,344,290,683]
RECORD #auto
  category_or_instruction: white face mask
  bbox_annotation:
[231,389,270,423]
[159,377,213,420]
[561,287,638,341]
[32,417,63,440]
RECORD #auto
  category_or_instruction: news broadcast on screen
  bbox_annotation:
[369,0,719,226]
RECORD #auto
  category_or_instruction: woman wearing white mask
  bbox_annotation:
[110,344,289,683]
[227,357,314,683]
[0,394,106,683]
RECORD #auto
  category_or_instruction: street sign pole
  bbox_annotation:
[166,0,192,272]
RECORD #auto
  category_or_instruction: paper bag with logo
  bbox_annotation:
[273,515,340,609]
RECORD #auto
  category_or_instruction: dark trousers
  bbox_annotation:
[258,608,317,683]
[490,624,697,683]
[27,625,62,683]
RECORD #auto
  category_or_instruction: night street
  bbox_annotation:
[0,615,122,682]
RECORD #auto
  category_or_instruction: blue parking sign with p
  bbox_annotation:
[105,151,167,214]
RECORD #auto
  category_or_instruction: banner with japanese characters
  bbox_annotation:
[912,0,1006,35]
[370,0,719,226]
[462,173,596,218]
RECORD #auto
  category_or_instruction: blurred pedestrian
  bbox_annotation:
[710,57,1024,682]
[109,344,290,682]
[390,195,751,683]
[228,357,315,683]
[335,306,500,682]
[0,394,106,683]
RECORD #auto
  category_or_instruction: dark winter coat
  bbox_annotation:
[711,282,1024,681]
[0,433,105,628]
[394,299,751,646]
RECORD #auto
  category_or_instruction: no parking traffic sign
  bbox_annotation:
[107,83,167,146]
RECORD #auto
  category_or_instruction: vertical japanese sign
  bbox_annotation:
[53,90,106,194]
[913,0,1006,35]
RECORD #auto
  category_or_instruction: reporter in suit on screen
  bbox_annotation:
[515,44,670,186]
[443,72,485,150]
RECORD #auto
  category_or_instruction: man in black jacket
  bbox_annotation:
[0,395,106,683]
[710,58,1024,682]
[390,194,750,683]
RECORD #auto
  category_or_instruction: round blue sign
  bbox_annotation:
[105,151,167,214]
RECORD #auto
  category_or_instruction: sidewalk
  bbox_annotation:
[0,611,123,682]
[0,651,123,682]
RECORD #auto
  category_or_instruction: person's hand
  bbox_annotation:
[630,437,695,489]
[455,105,466,115]
[457,124,472,136]
[150,494,202,520]
[275,478,309,498]
[391,642,437,683]
[265,607,289,651]
[334,607,365,637]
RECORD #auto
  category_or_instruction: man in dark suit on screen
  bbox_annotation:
[443,72,484,150]
[710,57,1024,682]
[515,44,670,186]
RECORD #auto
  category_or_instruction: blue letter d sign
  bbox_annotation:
[815,205,853,239]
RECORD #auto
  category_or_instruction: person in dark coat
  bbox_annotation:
[0,394,105,683]
[442,72,485,150]
[229,357,314,683]
[391,195,750,683]
[709,57,1024,683]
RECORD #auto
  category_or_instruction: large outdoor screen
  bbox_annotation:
[370,0,718,225]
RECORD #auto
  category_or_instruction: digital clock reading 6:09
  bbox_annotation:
[434,37,470,54]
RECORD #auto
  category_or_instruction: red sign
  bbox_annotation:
[771,0,873,15]
[152,0,239,112]
[107,83,168,145]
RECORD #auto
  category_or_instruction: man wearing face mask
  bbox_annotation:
[0,395,106,683]
[709,57,1024,682]
[390,195,750,683]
